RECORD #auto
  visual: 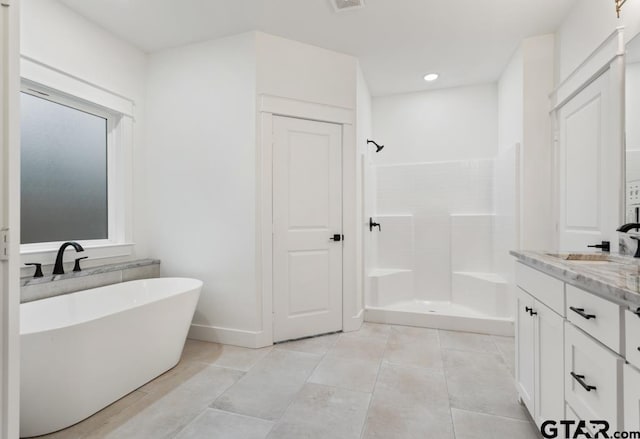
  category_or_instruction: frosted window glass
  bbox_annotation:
[20,92,108,244]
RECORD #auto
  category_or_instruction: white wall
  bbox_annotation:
[372,84,498,165]
[20,0,150,260]
[495,46,523,276]
[256,32,357,109]
[493,35,554,321]
[498,48,523,155]
[145,31,364,346]
[496,35,554,253]
[144,33,259,341]
[521,35,555,251]
[556,0,640,84]
[21,0,146,100]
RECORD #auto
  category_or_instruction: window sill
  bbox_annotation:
[20,242,135,266]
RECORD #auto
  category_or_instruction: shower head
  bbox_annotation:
[367,139,384,153]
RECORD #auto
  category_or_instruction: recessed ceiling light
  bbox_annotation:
[423,73,439,82]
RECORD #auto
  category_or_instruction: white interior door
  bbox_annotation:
[272,116,343,342]
[557,70,623,251]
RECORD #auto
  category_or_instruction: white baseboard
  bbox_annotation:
[188,324,270,349]
[343,308,364,332]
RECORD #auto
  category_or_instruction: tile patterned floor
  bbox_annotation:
[36,324,540,439]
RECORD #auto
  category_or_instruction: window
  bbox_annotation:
[20,89,111,245]
[18,64,134,261]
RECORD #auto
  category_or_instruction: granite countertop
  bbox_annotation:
[511,250,640,309]
[21,258,160,287]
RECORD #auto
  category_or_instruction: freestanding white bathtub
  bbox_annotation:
[20,277,202,438]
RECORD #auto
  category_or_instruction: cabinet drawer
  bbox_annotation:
[565,323,623,430]
[626,309,640,370]
[515,262,565,316]
[566,285,623,354]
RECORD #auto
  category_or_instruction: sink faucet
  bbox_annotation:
[617,223,640,233]
[53,241,85,275]
[617,223,640,258]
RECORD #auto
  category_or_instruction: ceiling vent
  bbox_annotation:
[329,0,365,12]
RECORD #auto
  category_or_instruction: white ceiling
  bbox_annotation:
[58,0,578,96]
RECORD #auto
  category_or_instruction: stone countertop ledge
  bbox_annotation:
[21,258,160,287]
[511,250,640,309]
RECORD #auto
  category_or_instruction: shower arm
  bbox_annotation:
[367,139,384,153]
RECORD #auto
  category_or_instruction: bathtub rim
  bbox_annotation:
[20,277,203,336]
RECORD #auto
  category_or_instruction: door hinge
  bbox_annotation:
[0,228,9,260]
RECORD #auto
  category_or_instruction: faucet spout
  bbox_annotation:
[53,242,85,275]
[617,223,640,233]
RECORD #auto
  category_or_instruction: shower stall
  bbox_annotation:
[364,146,520,336]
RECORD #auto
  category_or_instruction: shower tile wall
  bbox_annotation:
[376,160,494,302]
[375,215,414,269]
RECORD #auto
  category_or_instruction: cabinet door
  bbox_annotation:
[535,300,565,427]
[624,364,640,431]
[516,287,536,415]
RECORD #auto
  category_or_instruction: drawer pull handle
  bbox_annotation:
[570,372,597,392]
[569,307,596,320]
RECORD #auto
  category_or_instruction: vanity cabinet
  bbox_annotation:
[515,268,565,427]
[515,259,635,432]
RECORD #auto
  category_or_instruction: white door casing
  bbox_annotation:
[272,116,343,342]
[556,69,623,251]
[1,0,20,438]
